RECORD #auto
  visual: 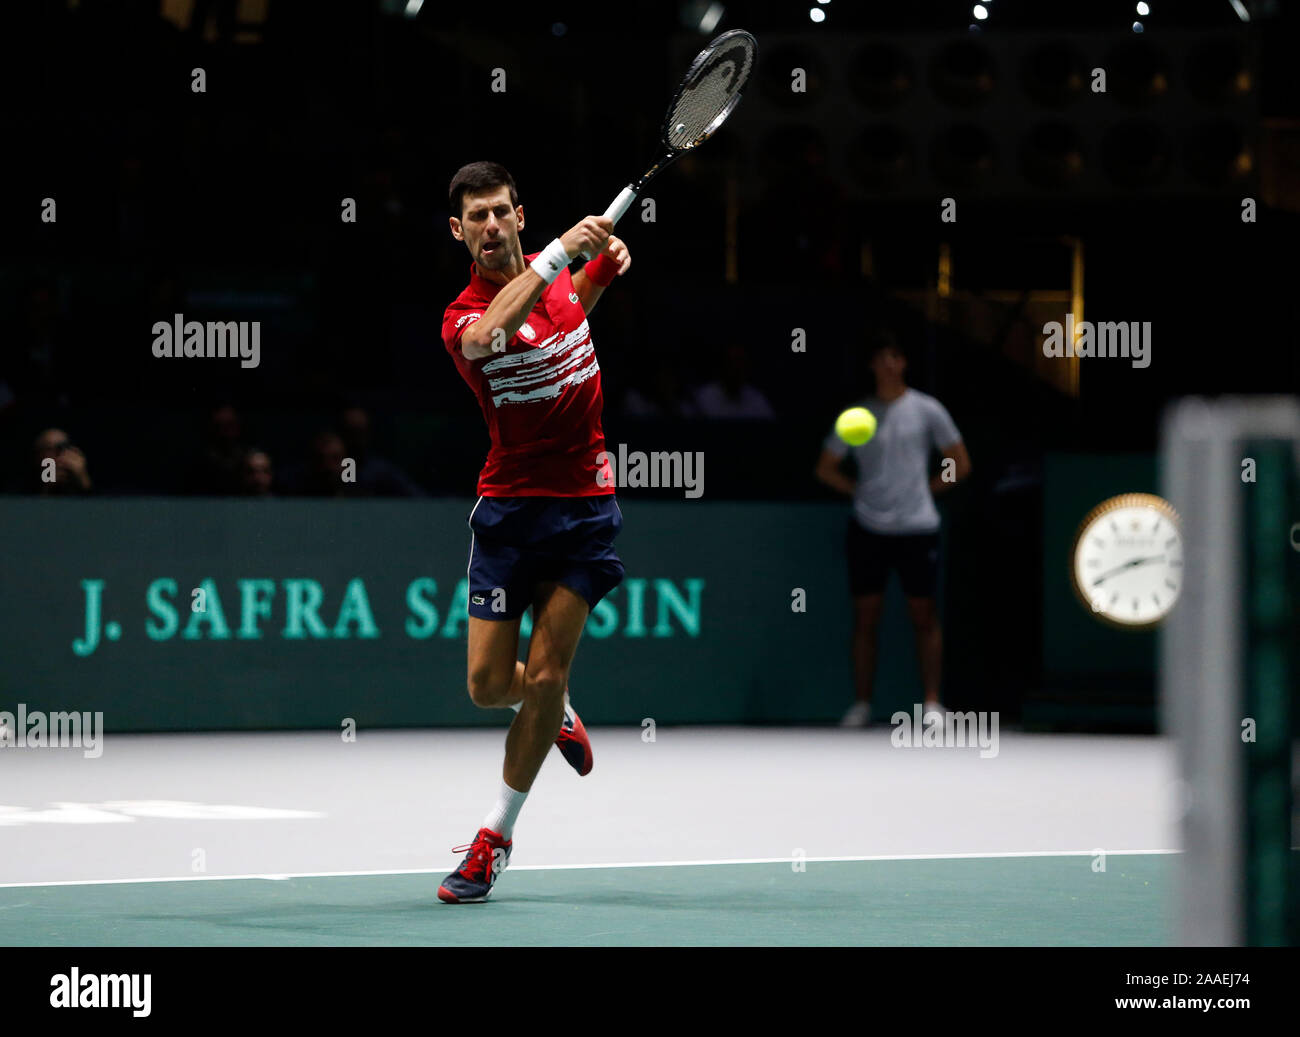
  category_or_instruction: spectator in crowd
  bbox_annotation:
[288,430,353,497]
[241,448,275,497]
[191,402,248,495]
[338,406,426,496]
[622,355,697,420]
[30,428,92,495]
[692,342,775,420]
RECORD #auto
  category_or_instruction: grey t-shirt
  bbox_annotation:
[823,388,962,535]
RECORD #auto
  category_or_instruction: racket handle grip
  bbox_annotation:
[580,186,638,260]
[603,186,638,224]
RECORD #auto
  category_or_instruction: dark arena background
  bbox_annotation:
[1,0,1298,1009]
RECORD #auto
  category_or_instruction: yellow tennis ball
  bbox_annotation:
[835,406,877,446]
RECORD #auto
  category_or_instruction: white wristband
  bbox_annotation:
[533,238,572,284]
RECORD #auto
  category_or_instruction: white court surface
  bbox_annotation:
[0,728,1178,886]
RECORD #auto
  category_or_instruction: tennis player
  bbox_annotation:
[437,161,630,903]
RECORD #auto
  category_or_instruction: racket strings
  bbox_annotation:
[666,40,755,149]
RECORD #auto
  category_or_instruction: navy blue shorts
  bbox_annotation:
[466,496,625,621]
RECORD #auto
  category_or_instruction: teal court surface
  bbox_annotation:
[2,854,1169,946]
[0,728,1177,945]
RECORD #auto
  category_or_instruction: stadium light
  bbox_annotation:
[973,5,988,20]
[810,7,826,22]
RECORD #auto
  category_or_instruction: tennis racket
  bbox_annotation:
[580,28,757,260]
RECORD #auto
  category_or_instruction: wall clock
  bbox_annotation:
[1071,493,1183,630]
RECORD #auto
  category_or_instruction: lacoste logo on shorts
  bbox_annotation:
[568,292,580,304]
[471,594,486,605]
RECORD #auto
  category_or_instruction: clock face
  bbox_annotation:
[1071,493,1183,629]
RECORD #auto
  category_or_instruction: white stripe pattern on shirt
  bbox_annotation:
[483,320,600,407]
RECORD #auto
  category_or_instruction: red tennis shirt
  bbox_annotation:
[442,253,614,497]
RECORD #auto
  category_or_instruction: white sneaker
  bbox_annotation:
[840,701,872,727]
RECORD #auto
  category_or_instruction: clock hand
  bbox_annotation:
[1091,554,1167,587]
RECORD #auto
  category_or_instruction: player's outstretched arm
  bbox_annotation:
[572,235,631,316]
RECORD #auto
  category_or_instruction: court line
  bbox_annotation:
[0,848,1179,890]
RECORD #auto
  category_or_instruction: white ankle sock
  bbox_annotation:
[483,781,528,840]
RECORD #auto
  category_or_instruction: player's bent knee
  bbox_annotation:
[467,666,511,707]
[523,668,567,707]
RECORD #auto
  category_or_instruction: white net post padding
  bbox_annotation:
[1160,396,1300,946]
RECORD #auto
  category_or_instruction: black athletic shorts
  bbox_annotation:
[845,520,940,598]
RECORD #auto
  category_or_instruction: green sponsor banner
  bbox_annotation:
[2,499,915,731]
